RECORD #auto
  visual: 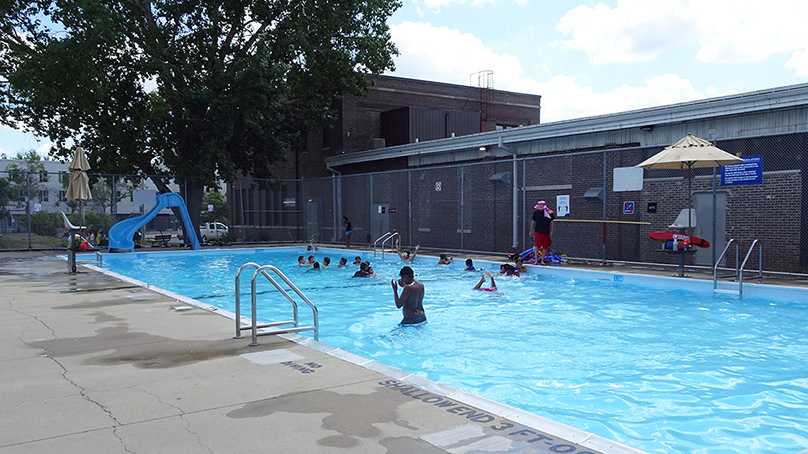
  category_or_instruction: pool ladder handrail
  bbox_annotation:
[233,262,319,345]
[373,231,399,259]
[713,239,762,298]
[738,240,763,298]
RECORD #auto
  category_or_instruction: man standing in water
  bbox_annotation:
[391,266,426,325]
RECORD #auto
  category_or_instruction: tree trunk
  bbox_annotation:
[150,176,204,247]
[180,179,205,247]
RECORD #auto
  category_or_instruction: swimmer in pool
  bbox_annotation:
[391,266,426,325]
[500,263,519,276]
[338,257,348,267]
[514,258,527,274]
[473,271,497,292]
[322,257,331,268]
[396,243,420,262]
[464,258,476,271]
[297,256,306,266]
[437,253,452,265]
[352,256,362,265]
[307,255,315,265]
[353,262,372,278]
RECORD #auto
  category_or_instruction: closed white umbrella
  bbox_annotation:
[636,134,745,234]
[65,146,92,229]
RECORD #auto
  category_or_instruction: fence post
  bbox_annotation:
[602,151,607,263]
[26,171,32,250]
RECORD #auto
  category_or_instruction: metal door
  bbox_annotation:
[371,203,390,243]
[694,191,727,266]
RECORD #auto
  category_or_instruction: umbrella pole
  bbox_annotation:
[687,164,693,237]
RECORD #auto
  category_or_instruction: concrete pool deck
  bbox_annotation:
[1,250,646,454]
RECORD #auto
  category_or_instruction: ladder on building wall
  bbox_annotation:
[713,239,763,298]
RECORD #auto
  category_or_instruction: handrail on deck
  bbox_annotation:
[373,231,399,259]
[739,240,763,298]
[233,262,318,345]
[713,239,735,290]
[713,239,762,298]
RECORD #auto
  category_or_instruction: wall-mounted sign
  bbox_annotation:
[556,195,570,217]
[722,155,762,186]
[623,201,635,215]
[647,202,657,213]
[435,181,442,192]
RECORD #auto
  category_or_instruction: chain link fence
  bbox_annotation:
[2,131,805,275]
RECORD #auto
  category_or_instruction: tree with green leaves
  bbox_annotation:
[201,190,227,223]
[1,0,400,242]
[0,177,11,221]
[4,150,47,210]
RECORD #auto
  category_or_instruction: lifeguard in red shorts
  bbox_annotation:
[529,200,556,265]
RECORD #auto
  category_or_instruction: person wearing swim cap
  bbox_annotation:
[391,266,426,325]
[395,242,420,262]
[473,271,497,292]
[529,200,556,265]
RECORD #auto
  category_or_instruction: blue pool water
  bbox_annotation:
[98,247,808,454]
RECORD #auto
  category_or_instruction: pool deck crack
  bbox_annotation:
[10,302,134,453]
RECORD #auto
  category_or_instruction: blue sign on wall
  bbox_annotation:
[623,201,635,214]
[721,155,762,186]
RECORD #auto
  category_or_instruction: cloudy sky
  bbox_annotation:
[387,0,808,120]
[3,0,808,158]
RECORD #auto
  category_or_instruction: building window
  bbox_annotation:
[58,171,68,184]
[39,189,49,202]
[39,171,48,182]
[59,190,67,202]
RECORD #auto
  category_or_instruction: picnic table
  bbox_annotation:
[150,234,172,247]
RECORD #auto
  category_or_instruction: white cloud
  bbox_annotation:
[389,21,707,122]
[556,1,699,64]
[556,0,808,66]
[389,21,525,86]
[787,48,808,77]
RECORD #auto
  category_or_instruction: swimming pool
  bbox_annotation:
[95,247,808,454]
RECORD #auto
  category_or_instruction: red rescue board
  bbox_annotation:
[648,231,710,248]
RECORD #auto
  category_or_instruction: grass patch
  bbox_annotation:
[0,233,65,249]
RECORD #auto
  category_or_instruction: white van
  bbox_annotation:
[181,222,229,243]
[199,222,228,242]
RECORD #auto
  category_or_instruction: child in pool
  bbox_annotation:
[473,271,497,292]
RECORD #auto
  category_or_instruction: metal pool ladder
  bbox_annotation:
[713,239,763,298]
[233,262,319,346]
[373,231,399,259]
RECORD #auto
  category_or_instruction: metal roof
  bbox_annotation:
[325,82,808,168]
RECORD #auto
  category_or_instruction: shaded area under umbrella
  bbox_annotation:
[635,134,745,236]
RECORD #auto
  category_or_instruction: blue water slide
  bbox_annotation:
[108,193,200,252]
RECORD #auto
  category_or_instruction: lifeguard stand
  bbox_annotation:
[669,208,696,231]
[666,208,697,277]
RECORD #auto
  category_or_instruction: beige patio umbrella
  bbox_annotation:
[65,146,92,230]
[635,134,745,234]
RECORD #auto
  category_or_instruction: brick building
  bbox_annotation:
[320,84,808,273]
[278,75,541,179]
